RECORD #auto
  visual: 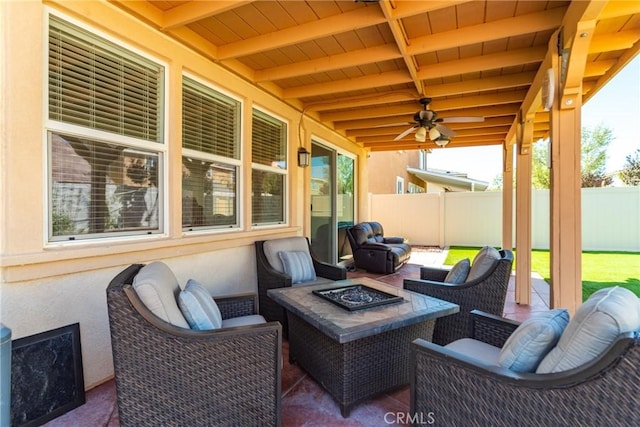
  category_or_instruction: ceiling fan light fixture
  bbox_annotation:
[415,126,427,142]
[429,127,441,141]
[434,137,450,147]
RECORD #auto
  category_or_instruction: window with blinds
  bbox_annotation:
[252,109,287,168]
[182,158,238,229]
[252,109,287,225]
[183,77,240,159]
[47,16,164,241]
[48,16,163,143]
[181,77,240,231]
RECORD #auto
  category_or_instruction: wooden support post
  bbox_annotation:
[515,113,535,305]
[502,142,514,251]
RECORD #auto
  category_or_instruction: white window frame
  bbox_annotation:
[251,106,288,227]
[181,73,243,233]
[44,11,169,245]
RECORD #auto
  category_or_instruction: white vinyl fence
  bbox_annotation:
[369,187,640,252]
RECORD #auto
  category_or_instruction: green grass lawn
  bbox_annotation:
[445,246,640,301]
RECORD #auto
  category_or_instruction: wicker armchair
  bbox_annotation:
[410,310,640,426]
[403,248,513,345]
[255,237,346,335]
[107,264,282,427]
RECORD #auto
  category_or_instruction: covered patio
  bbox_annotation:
[1,0,638,425]
[44,247,549,426]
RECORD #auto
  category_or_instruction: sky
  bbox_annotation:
[426,55,640,184]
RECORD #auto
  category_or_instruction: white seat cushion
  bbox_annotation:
[445,338,501,366]
[537,287,640,373]
[133,262,189,328]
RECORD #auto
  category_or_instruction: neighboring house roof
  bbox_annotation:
[407,167,489,192]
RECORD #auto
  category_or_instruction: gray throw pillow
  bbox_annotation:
[537,287,640,373]
[498,308,569,372]
[178,279,222,330]
[278,250,317,284]
[444,258,470,284]
[467,246,501,282]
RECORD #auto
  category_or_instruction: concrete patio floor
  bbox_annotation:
[43,247,550,426]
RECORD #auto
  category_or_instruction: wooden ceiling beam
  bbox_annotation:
[307,72,534,113]
[430,91,527,111]
[450,126,512,138]
[589,30,640,54]
[417,46,547,80]
[109,1,164,28]
[345,116,515,137]
[585,40,640,103]
[598,1,640,20]
[255,44,400,82]
[379,0,423,95]
[322,91,525,123]
[284,70,412,99]
[334,104,519,130]
[388,0,473,20]
[347,125,417,138]
[423,72,535,97]
[161,1,248,30]
[407,8,566,56]
[358,126,510,144]
[306,91,418,112]
[365,136,504,150]
[217,6,386,59]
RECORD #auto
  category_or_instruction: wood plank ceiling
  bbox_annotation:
[113,0,640,152]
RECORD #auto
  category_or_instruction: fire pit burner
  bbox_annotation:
[312,284,404,311]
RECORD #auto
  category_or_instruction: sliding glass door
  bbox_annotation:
[310,142,355,264]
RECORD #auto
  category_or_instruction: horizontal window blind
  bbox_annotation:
[182,77,240,159]
[252,170,284,225]
[252,109,287,168]
[48,16,163,143]
[50,132,160,240]
[182,157,238,229]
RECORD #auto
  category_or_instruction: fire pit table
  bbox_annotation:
[268,277,459,417]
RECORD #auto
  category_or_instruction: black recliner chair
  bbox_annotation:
[346,221,411,274]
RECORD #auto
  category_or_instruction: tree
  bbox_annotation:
[532,139,550,189]
[530,125,614,188]
[619,148,640,186]
[580,125,613,187]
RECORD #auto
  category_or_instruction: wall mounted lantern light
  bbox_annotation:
[297,147,310,167]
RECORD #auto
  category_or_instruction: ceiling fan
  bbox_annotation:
[393,98,484,145]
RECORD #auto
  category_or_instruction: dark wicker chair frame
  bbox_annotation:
[410,310,640,426]
[255,238,346,334]
[403,249,513,345]
[107,264,282,427]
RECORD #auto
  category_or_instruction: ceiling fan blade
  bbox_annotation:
[435,123,456,138]
[439,116,485,123]
[394,125,417,141]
